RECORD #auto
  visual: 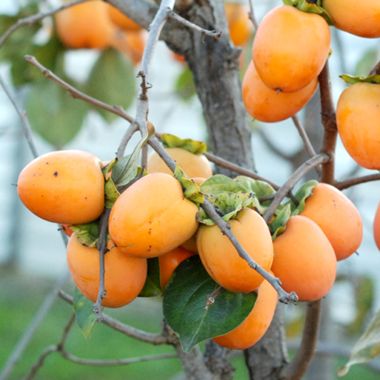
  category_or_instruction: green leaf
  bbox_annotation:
[269,202,292,240]
[163,256,257,352]
[340,74,380,85]
[338,309,380,377]
[139,258,162,297]
[282,0,332,24]
[174,167,204,205]
[25,79,87,148]
[160,133,208,155]
[201,175,247,196]
[174,67,196,101]
[355,49,379,77]
[73,288,97,338]
[234,176,276,199]
[71,222,100,247]
[85,49,136,122]
[292,180,318,215]
[104,177,120,209]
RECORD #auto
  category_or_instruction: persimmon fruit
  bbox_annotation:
[147,148,213,179]
[55,1,115,49]
[159,247,194,289]
[271,215,336,302]
[242,62,317,122]
[67,235,147,308]
[108,5,142,31]
[197,208,273,293]
[213,278,277,349]
[17,150,105,225]
[109,173,198,258]
[300,183,363,261]
[374,203,380,250]
[336,82,380,170]
[252,5,330,92]
[110,30,145,65]
[323,0,380,38]
[225,3,253,47]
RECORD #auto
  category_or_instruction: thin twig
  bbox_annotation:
[116,124,138,159]
[22,345,58,380]
[204,151,279,190]
[168,10,221,38]
[93,208,112,315]
[149,136,297,304]
[60,352,177,366]
[291,115,318,159]
[0,76,38,158]
[263,153,330,223]
[0,0,90,48]
[58,291,169,345]
[247,0,258,30]
[24,55,134,125]
[335,173,380,190]
[0,273,69,380]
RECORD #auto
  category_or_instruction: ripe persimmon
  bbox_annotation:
[67,235,147,308]
[323,0,380,38]
[197,208,273,293]
[336,82,380,169]
[109,173,198,258]
[108,5,142,31]
[252,5,330,92]
[271,216,336,302]
[213,278,277,349]
[17,150,105,225]
[159,247,194,289]
[55,1,115,49]
[147,148,213,179]
[242,62,317,122]
[225,3,253,47]
[300,183,362,261]
[374,203,380,250]
[110,30,145,65]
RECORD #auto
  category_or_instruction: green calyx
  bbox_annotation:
[340,74,380,85]
[174,166,205,206]
[291,179,319,214]
[71,222,100,248]
[160,133,208,155]
[283,0,332,24]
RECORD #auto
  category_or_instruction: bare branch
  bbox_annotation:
[335,173,380,190]
[22,345,58,380]
[247,0,259,30]
[0,0,90,49]
[149,136,297,304]
[24,56,134,125]
[60,351,177,367]
[116,124,138,160]
[0,76,38,158]
[58,291,169,345]
[168,10,222,38]
[291,116,318,160]
[369,60,380,75]
[263,153,330,223]
[282,301,322,380]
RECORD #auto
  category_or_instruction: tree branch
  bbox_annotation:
[291,115,318,160]
[247,0,259,30]
[335,173,380,190]
[263,153,330,223]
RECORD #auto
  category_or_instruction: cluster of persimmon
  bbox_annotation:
[16,133,372,350]
[55,0,145,64]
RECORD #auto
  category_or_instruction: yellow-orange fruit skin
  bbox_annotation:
[336,83,380,169]
[272,216,336,302]
[374,204,380,250]
[323,0,380,38]
[67,235,147,308]
[225,3,253,46]
[252,5,330,92]
[213,278,278,349]
[242,62,317,122]
[108,6,141,31]
[197,209,273,293]
[109,173,198,258]
[110,30,145,65]
[55,1,114,49]
[159,247,194,289]
[17,150,105,225]
[147,148,213,179]
[300,183,363,261]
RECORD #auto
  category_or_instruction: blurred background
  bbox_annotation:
[0,0,380,379]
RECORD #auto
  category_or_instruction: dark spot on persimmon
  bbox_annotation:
[53,171,58,177]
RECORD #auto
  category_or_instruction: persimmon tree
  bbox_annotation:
[1,1,380,380]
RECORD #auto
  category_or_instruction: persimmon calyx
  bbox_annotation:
[291,179,319,214]
[340,74,380,85]
[174,166,205,205]
[160,133,208,155]
[283,0,332,24]
[71,222,100,247]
